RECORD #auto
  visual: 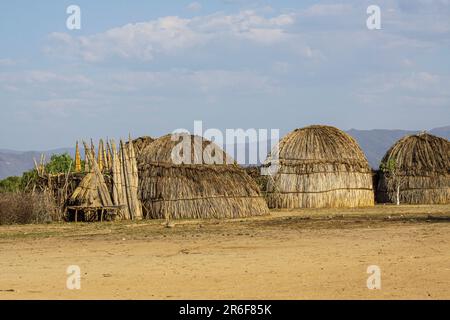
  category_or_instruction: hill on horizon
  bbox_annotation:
[347,125,450,168]
[0,126,449,179]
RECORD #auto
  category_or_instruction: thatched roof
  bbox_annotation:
[270,125,371,170]
[137,134,269,219]
[265,125,374,208]
[139,134,235,165]
[377,133,449,204]
[69,144,113,209]
[380,133,449,175]
[126,136,155,156]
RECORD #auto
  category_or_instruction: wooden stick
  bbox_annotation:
[112,140,130,219]
[120,140,134,219]
[128,136,143,219]
[83,141,113,207]
[106,141,112,172]
[84,143,91,173]
[75,141,82,172]
[98,139,105,172]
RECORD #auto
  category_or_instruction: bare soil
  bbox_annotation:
[0,204,449,299]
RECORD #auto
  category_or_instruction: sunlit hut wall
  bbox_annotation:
[377,133,450,204]
[137,134,269,219]
[264,125,374,208]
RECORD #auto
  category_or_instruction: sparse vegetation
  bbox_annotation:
[45,153,75,174]
[0,176,22,193]
[0,153,76,194]
[0,153,76,225]
[0,192,57,225]
[380,158,405,205]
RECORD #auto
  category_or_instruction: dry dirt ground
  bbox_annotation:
[0,204,449,300]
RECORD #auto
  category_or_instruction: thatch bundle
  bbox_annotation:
[70,172,108,207]
[264,125,374,208]
[70,142,113,208]
[137,134,269,219]
[377,133,450,204]
[68,139,143,221]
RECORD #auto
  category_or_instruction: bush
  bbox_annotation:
[45,153,74,174]
[0,153,77,194]
[0,176,22,193]
[0,192,58,225]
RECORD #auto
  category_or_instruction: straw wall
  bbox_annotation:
[138,134,269,219]
[377,133,449,204]
[265,125,374,209]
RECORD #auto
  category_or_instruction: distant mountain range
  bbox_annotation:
[0,148,74,180]
[0,126,449,179]
[348,126,450,168]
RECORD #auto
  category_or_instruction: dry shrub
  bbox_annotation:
[0,192,58,225]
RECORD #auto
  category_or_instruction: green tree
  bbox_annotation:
[20,169,39,191]
[0,153,75,193]
[0,176,22,193]
[45,153,74,174]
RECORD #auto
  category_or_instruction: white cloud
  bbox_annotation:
[47,16,206,62]
[43,3,449,67]
[0,67,281,122]
[355,71,450,108]
[102,69,280,96]
[45,10,296,62]
[187,2,202,12]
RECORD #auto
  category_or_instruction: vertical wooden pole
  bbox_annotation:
[120,140,134,219]
[90,139,96,160]
[98,139,105,172]
[106,141,112,172]
[111,139,129,219]
[75,141,82,172]
[84,143,90,173]
[128,136,143,219]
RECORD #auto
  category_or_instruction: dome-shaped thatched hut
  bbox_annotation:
[126,136,155,156]
[137,134,269,219]
[377,133,450,204]
[264,125,374,208]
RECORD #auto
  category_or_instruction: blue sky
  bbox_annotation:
[0,0,449,150]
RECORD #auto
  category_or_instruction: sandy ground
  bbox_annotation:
[0,204,449,300]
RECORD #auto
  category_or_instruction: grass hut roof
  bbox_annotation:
[265,125,374,209]
[137,134,269,219]
[380,133,449,175]
[126,136,155,156]
[377,132,450,204]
